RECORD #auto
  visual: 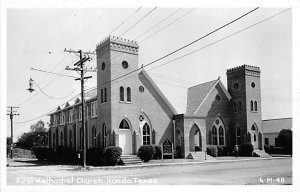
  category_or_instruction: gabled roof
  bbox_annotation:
[263,118,292,133]
[186,78,231,115]
[139,69,177,115]
[56,106,61,111]
[64,102,70,108]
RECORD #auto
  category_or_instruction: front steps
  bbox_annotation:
[121,155,143,165]
[186,151,215,160]
[253,150,270,157]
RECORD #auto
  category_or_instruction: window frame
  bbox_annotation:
[127,87,131,102]
[60,112,65,125]
[120,86,124,101]
[91,101,97,118]
[69,109,73,123]
[142,123,151,145]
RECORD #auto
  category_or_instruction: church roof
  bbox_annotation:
[186,78,231,115]
[139,69,177,115]
[262,118,292,133]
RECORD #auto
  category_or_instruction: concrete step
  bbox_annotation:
[121,155,143,165]
[253,150,270,157]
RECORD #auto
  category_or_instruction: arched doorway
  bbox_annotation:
[189,124,202,151]
[258,132,263,150]
[119,119,132,154]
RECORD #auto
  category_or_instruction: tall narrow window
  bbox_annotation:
[254,101,257,111]
[69,109,73,123]
[60,131,63,146]
[143,123,151,145]
[219,126,225,145]
[101,89,103,103]
[250,100,254,111]
[127,87,131,102]
[80,128,83,150]
[237,101,242,112]
[233,102,237,112]
[92,126,96,148]
[69,130,72,148]
[236,126,241,145]
[79,106,82,121]
[103,124,107,148]
[120,86,124,101]
[91,101,97,118]
[104,88,107,102]
[212,126,218,145]
[254,133,256,142]
[53,133,56,148]
[53,115,57,127]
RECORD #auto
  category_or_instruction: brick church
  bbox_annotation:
[49,36,264,158]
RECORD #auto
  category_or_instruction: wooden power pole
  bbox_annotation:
[7,106,19,159]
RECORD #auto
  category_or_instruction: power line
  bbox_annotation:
[109,7,142,35]
[147,8,290,72]
[139,8,197,43]
[134,8,183,40]
[34,81,78,100]
[31,67,77,78]
[99,7,260,86]
[119,7,158,37]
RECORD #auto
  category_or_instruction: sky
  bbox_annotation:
[3,5,293,142]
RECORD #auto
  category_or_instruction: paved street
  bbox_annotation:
[7,158,292,185]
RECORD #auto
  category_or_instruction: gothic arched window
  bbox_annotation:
[143,123,151,145]
[120,86,124,101]
[219,126,225,146]
[127,87,131,102]
[212,126,218,145]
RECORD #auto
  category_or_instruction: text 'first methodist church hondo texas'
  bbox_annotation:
[48,36,266,158]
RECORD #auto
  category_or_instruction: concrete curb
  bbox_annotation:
[64,156,292,171]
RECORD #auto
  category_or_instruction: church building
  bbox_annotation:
[48,36,265,158]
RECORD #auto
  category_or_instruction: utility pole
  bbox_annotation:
[64,48,96,167]
[7,106,19,159]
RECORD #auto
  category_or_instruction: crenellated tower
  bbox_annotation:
[226,65,263,150]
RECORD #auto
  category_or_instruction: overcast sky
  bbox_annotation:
[4,6,292,140]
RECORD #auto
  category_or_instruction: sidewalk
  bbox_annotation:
[7,156,292,170]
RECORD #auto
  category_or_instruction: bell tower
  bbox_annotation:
[96,36,139,150]
[227,65,263,150]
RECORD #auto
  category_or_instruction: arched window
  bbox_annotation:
[103,124,107,148]
[104,88,107,102]
[120,87,124,101]
[127,87,131,102]
[236,126,241,145]
[251,125,256,131]
[60,131,63,146]
[237,101,242,112]
[219,126,225,145]
[254,133,256,142]
[119,119,130,129]
[250,100,254,111]
[233,102,237,112]
[254,101,257,111]
[143,123,151,145]
[101,89,103,103]
[69,130,72,148]
[80,128,83,150]
[92,126,96,148]
[212,126,218,145]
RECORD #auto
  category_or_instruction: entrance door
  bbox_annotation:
[119,130,132,154]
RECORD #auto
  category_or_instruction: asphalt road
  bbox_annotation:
[7,158,292,185]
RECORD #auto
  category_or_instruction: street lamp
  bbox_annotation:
[27,78,35,93]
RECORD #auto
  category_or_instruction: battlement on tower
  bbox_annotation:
[96,35,139,55]
[226,64,260,77]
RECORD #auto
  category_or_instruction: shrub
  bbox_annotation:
[32,147,49,161]
[56,146,77,164]
[195,146,202,152]
[103,146,122,166]
[217,146,227,156]
[152,145,162,159]
[240,143,254,157]
[138,145,154,162]
[278,129,292,155]
[87,148,104,166]
[264,145,270,154]
[206,145,218,157]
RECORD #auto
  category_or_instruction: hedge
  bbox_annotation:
[206,145,218,157]
[240,143,254,157]
[32,147,50,161]
[103,146,122,166]
[152,145,162,159]
[138,145,154,162]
